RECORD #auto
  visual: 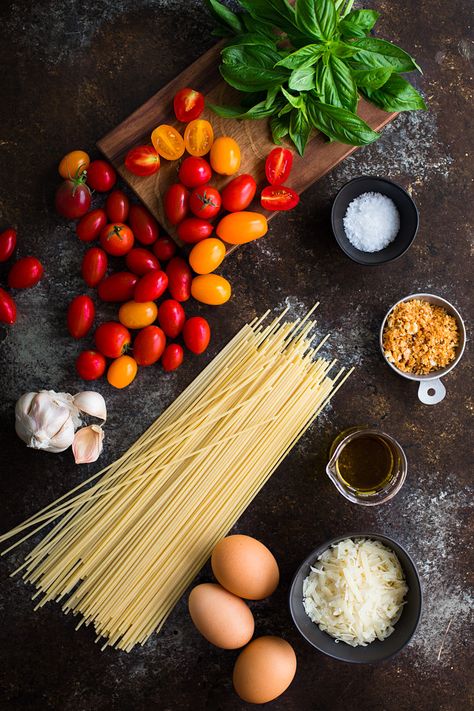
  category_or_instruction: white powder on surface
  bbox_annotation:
[343,192,400,252]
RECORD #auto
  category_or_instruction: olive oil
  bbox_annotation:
[335,434,395,494]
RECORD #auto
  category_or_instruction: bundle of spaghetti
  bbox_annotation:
[1,307,352,651]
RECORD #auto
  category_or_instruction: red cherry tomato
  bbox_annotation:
[173,87,205,122]
[0,228,17,262]
[178,157,212,188]
[260,185,300,211]
[161,343,184,371]
[0,287,16,324]
[153,236,176,262]
[265,147,293,186]
[55,176,91,219]
[166,257,192,302]
[97,272,138,302]
[128,204,159,246]
[189,186,221,219]
[82,247,107,287]
[124,145,160,177]
[86,160,116,192]
[100,223,134,256]
[67,295,95,339]
[221,174,257,212]
[177,217,213,244]
[134,270,168,302]
[76,350,106,380]
[95,321,131,358]
[133,325,166,366]
[158,299,185,338]
[106,190,130,223]
[125,248,160,276]
[76,209,107,243]
[8,257,43,289]
[164,184,189,226]
[183,316,211,355]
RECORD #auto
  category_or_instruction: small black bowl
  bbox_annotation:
[289,533,422,664]
[331,176,419,265]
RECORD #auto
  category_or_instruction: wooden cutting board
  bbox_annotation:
[98,42,397,250]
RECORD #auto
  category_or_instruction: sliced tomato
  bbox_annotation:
[265,147,294,186]
[173,88,205,122]
[151,124,185,161]
[261,185,299,211]
[125,145,160,176]
[184,119,214,157]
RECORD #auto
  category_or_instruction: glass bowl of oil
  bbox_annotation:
[326,427,407,505]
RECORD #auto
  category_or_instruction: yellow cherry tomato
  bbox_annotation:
[210,137,241,175]
[58,150,90,179]
[118,301,158,329]
[216,211,268,245]
[184,119,214,157]
[151,124,185,161]
[189,238,226,275]
[191,274,231,305]
[107,355,138,389]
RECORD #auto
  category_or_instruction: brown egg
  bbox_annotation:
[233,636,297,704]
[211,534,279,600]
[188,583,254,649]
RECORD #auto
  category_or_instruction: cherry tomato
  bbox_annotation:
[164,184,189,226]
[189,186,221,219]
[107,355,138,389]
[82,247,108,287]
[67,295,95,339]
[106,190,130,223]
[133,325,166,366]
[153,236,176,262]
[76,209,107,243]
[177,217,213,244]
[265,147,294,186]
[184,119,214,157]
[188,238,226,275]
[173,87,205,123]
[55,175,91,219]
[158,299,186,338]
[178,157,212,188]
[134,270,168,302]
[210,137,241,175]
[58,150,90,179]
[100,223,134,256]
[76,350,106,380]
[221,174,257,212]
[125,248,160,276]
[118,301,158,329]
[97,272,138,302]
[166,257,192,302]
[261,185,300,211]
[161,343,184,372]
[128,205,159,245]
[191,274,231,305]
[216,212,268,245]
[0,228,17,262]
[183,316,211,354]
[151,125,185,161]
[8,257,43,289]
[124,145,160,177]
[0,287,16,324]
[86,160,117,192]
[95,321,131,358]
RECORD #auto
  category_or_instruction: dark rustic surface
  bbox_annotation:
[0,1,472,710]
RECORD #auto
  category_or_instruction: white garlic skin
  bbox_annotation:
[15,391,76,453]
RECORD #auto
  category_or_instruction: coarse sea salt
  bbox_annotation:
[343,192,400,252]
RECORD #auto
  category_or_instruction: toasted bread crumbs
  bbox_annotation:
[383,299,459,375]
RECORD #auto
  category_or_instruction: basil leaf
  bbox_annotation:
[238,0,297,30]
[351,66,392,89]
[362,74,427,111]
[327,40,360,58]
[275,44,324,69]
[242,13,277,38]
[306,96,380,145]
[295,0,337,41]
[281,87,307,111]
[278,102,293,116]
[289,67,316,91]
[208,100,279,120]
[315,56,358,112]
[290,108,312,155]
[225,33,277,50]
[339,9,379,39]
[350,37,421,73]
[335,0,355,18]
[265,86,280,109]
[270,114,290,144]
[221,45,289,92]
[204,0,243,34]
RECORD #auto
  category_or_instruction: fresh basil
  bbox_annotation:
[362,74,427,111]
[204,0,243,34]
[220,45,289,92]
[315,56,358,112]
[281,87,307,110]
[289,67,316,91]
[350,37,420,73]
[225,33,277,50]
[327,40,361,58]
[339,9,378,38]
[270,114,290,144]
[238,0,297,30]
[276,44,324,70]
[307,96,380,145]
[207,100,280,120]
[351,66,392,89]
[295,0,337,42]
[290,108,312,155]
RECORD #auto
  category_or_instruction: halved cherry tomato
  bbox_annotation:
[189,186,221,219]
[261,185,300,211]
[174,87,205,123]
[0,287,16,324]
[107,355,138,389]
[67,295,95,339]
[76,350,106,380]
[133,325,166,366]
[153,236,176,262]
[158,299,186,338]
[161,343,184,372]
[86,160,116,192]
[55,176,91,219]
[0,228,17,262]
[125,248,160,275]
[95,322,131,358]
[134,270,168,302]
[151,125,185,161]
[106,190,130,223]
[97,272,138,302]
[188,238,226,275]
[178,157,212,188]
[76,209,107,243]
[82,247,108,287]
[164,184,189,226]
[128,205,159,246]
[184,120,214,157]
[221,174,257,212]
[8,257,43,289]
[216,212,268,245]
[177,217,213,244]
[100,223,134,256]
[191,274,231,305]
[265,147,293,186]
[58,150,90,179]
[166,257,192,302]
[183,316,211,354]
[210,137,241,175]
[118,301,158,329]
[125,145,160,177]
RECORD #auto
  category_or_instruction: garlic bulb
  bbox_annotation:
[72,425,104,464]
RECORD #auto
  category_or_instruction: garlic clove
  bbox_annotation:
[73,391,107,422]
[72,425,104,464]
[37,416,75,453]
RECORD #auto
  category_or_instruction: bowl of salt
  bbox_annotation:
[331,176,419,265]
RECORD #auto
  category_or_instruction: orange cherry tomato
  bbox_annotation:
[107,355,138,389]
[210,137,241,175]
[216,212,268,245]
[118,300,158,329]
[151,124,185,161]
[184,119,214,157]
[188,238,226,275]
[58,150,90,179]
[191,274,231,305]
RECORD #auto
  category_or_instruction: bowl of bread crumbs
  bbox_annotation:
[380,294,466,405]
